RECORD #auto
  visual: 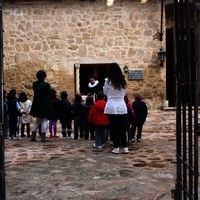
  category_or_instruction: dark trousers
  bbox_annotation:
[131,121,145,139]
[108,114,128,148]
[106,125,113,142]
[21,123,30,136]
[74,116,84,139]
[84,123,95,140]
[9,115,18,138]
[3,115,9,137]
[60,120,72,137]
[125,125,131,141]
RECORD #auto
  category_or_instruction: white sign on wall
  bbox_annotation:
[128,70,144,80]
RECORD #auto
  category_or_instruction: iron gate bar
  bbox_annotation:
[0,0,5,199]
[193,0,200,198]
[174,0,199,198]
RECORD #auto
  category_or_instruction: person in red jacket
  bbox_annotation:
[88,91,109,149]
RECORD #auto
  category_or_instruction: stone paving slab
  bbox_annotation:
[5,111,177,200]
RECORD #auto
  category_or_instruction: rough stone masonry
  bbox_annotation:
[3,0,168,109]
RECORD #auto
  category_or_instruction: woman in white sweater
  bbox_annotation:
[103,63,129,154]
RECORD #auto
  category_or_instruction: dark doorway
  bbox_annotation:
[79,63,109,95]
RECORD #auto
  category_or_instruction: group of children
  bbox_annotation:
[4,89,31,140]
[4,88,148,150]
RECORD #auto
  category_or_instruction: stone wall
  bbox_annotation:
[3,0,166,109]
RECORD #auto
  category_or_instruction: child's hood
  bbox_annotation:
[74,94,82,103]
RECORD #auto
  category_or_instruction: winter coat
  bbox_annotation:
[132,100,148,126]
[49,98,60,120]
[58,99,72,123]
[30,80,54,118]
[103,78,127,115]
[20,99,32,124]
[7,97,22,117]
[71,94,85,118]
[84,104,92,125]
[88,99,109,126]
[126,103,135,124]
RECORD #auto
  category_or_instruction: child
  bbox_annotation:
[58,91,72,139]
[124,95,135,144]
[83,96,95,140]
[49,89,60,138]
[131,95,148,142]
[88,91,109,148]
[19,92,32,137]
[71,94,85,139]
[7,89,27,139]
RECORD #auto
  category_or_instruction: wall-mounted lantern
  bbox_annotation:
[157,0,166,67]
[157,47,166,67]
[123,66,129,73]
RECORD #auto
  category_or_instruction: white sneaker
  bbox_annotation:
[68,135,73,139]
[8,137,13,140]
[128,139,132,144]
[13,137,21,140]
[131,138,135,143]
[112,148,119,154]
[123,147,129,154]
[94,144,102,149]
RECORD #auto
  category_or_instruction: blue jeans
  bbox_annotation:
[94,126,107,146]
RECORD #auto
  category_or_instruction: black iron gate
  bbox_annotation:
[173,0,200,199]
[0,0,5,199]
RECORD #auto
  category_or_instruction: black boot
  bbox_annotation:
[62,131,67,138]
[67,130,72,139]
[30,131,36,142]
[41,132,47,142]
[21,126,26,137]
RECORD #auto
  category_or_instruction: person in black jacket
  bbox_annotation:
[71,93,85,139]
[7,89,27,139]
[30,70,54,142]
[87,77,103,100]
[131,95,148,142]
[83,96,95,140]
[49,89,60,138]
[58,91,72,139]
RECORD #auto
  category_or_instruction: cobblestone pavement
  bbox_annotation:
[4,110,177,200]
